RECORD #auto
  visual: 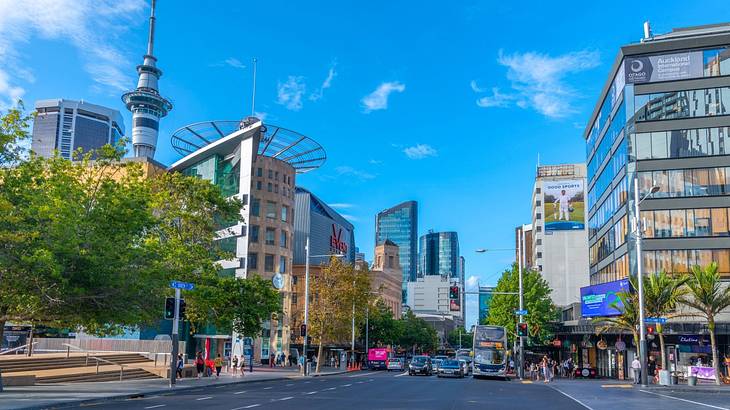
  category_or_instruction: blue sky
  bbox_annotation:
[3,0,730,327]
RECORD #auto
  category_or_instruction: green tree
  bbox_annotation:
[447,326,473,349]
[0,102,32,166]
[397,311,438,354]
[681,263,730,385]
[642,271,689,369]
[309,257,371,373]
[364,299,401,348]
[594,291,640,352]
[486,263,558,345]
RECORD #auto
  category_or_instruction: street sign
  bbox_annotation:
[646,317,667,324]
[514,309,528,315]
[170,280,194,290]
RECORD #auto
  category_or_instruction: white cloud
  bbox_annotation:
[472,49,600,118]
[361,81,405,113]
[403,144,437,160]
[469,80,485,93]
[368,159,383,165]
[309,63,337,101]
[254,111,268,121]
[340,214,359,222]
[466,275,479,289]
[0,0,146,104]
[276,76,306,111]
[329,203,355,209]
[224,57,246,69]
[335,165,375,181]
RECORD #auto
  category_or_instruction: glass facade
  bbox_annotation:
[375,201,418,301]
[418,231,460,278]
[181,154,240,198]
[586,43,730,285]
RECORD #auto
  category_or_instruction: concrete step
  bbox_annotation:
[0,354,151,373]
[36,368,161,384]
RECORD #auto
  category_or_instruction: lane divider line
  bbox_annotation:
[548,386,594,410]
[348,371,379,378]
[263,386,273,390]
[233,391,247,395]
[144,405,166,409]
[278,397,294,401]
[395,372,409,377]
[196,396,213,401]
[305,391,318,395]
[640,390,730,410]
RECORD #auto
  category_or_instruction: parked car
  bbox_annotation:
[409,355,433,376]
[458,359,471,376]
[433,359,443,372]
[438,359,464,378]
[387,358,405,372]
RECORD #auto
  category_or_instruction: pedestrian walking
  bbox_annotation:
[647,356,657,384]
[214,354,223,378]
[231,355,239,375]
[240,354,246,376]
[270,353,275,368]
[631,356,641,384]
[541,356,550,383]
[195,352,205,379]
[176,354,184,379]
[567,358,574,379]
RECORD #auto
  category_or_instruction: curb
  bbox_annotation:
[642,385,730,395]
[311,370,351,377]
[10,374,301,410]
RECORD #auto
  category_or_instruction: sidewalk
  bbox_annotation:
[537,377,730,394]
[0,366,349,410]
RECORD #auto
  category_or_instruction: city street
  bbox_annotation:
[65,372,730,410]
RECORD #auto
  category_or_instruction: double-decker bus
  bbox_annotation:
[472,325,508,379]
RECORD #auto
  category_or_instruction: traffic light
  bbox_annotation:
[164,297,185,320]
[449,286,459,300]
[517,322,528,337]
[300,324,307,337]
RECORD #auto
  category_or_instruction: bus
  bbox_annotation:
[472,325,508,379]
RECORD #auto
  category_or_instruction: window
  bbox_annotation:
[388,255,394,268]
[264,254,275,272]
[279,256,287,273]
[654,210,671,238]
[536,239,542,245]
[536,188,541,194]
[711,208,728,236]
[251,198,260,217]
[257,167,263,177]
[250,225,259,243]
[280,230,287,248]
[248,253,258,270]
[536,213,542,220]
[275,171,279,181]
[274,184,279,194]
[536,252,542,258]
[256,181,262,190]
[292,276,298,285]
[536,200,541,206]
[268,170,273,179]
[266,201,277,219]
[265,228,276,245]
[670,209,686,237]
[632,127,730,160]
[267,183,273,192]
[292,294,298,305]
[536,226,542,232]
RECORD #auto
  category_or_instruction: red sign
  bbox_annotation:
[368,347,389,361]
[330,224,348,253]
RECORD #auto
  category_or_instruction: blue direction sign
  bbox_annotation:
[170,280,194,291]
[514,310,528,315]
[646,317,667,324]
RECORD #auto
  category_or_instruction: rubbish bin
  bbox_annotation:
[659,370,671,386]
[688,375,697,386]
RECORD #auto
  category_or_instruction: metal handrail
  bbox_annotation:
[0,342,38,356]
[90,356,127,382]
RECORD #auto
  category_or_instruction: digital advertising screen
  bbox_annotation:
[543,179,585,231]
[580,279,630,317]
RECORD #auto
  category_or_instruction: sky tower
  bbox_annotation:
[122,0,172,158]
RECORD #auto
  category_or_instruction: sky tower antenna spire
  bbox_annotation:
[251,57,258,117]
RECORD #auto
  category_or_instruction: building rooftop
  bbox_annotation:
[171,120,326,173]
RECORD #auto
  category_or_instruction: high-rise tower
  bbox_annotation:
[122,0,172,158]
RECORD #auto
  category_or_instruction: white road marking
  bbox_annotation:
[144,405,166,409]
[640,390,730,410]
[547,386,594,410]
[196,396,213,401]
[233,391,247,395]
[216,385,228,389]
[395,372,409,377]
[324,387,336,391]
[278,397,294,401]
[286,383,294,386]
[356,381,364,384]
[304,381,311,384]
[263,386,273,390]
[241,405,261,409]
[305,391,318,395]
[348,371,379,378]
[341,383,352,387]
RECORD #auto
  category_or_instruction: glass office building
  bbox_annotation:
[376,201,418,302]
[585,24,730,286]
[418,231,460,279]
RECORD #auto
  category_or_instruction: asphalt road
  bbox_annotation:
[70,372,730,410]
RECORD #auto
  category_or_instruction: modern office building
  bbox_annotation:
[478,286,495,325]
[122,0,172,159]
[293,187,355,264]
[31,99,125,160]
[418,231,460,278]
[531,164,590,307]
[370,240,404,319]
[375,201,418,302]
[515,224,534,269]
[405,275,463,327]
[579,22,730,378]
[169,118,325,364]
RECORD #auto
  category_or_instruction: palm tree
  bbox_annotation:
[681,262,730,385]
[594,291,640,352]
[642,271,689,370]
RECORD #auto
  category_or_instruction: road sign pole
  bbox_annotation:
[517,227,525,380]
[170,287,180,387]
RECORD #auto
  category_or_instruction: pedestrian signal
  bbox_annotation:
[517,322,528,337]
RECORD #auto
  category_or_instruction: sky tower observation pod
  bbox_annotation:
[170,120,326,173]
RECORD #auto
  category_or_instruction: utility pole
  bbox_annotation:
[517,226,525,380]
[170,287,180,387]
[303,236,310,375]
[635,176,648,387]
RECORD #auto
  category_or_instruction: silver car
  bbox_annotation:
[458,359,471,376]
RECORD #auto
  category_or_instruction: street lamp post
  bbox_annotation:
[634,176,660,387]
[475,235,526,380]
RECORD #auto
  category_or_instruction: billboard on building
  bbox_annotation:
[580,279,630,317]
[625,51,703,84]
[478,292,493,324]
[543,179,585,231]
